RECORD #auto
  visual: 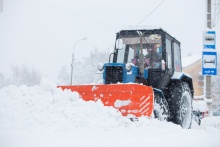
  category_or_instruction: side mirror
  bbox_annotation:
[109,52,115,63]
[115,38,123,50]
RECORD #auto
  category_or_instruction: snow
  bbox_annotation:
[121,25,162,31]
[193,100,209,112]
[171,72,191,79]
[0,79,220,147]
[114,99,131,108]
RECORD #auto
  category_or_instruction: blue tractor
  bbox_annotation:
[97,28,194,129]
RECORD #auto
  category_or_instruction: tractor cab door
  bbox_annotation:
[146,33,166,88]
[148,34,181,89]
[146,43,164,88]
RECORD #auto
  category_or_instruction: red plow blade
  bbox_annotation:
[58,84,154,117]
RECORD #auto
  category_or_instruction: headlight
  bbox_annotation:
[126,63,133,71]
[97,63,104,71]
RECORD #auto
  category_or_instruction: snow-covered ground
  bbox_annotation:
[0,79,220,147]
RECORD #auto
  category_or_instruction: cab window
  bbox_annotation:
[173,42,181,72]
[166,38,172,69]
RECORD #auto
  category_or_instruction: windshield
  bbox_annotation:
[116,34,162,69]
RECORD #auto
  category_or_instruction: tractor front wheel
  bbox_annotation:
[154,91,169,121]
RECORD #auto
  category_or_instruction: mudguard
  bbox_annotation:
[58,84,154,117]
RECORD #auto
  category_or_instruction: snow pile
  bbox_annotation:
[0,79,131,132]
[201,117,220,129]
[0,79,220,147]
[193,100,208,112]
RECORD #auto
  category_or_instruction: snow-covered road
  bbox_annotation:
[0,79,220,147]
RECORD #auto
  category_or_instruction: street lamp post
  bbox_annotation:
[70,37,87,85]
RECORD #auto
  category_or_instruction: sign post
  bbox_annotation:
[202,30,217,115]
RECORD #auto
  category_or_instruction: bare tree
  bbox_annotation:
[59,48,111,85]
[58,65,70,85]
[8,65,42,86]
[0,73,5,88]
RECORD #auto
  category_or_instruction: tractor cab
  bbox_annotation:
[111,28,181,89]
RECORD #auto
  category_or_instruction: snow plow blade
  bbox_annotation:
[58,84,154,117]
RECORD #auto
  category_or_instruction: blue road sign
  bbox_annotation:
[202,51,217,76]
[203,31,216,49]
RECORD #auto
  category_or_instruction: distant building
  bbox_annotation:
[182,55,203,96]
[182,54,220,115]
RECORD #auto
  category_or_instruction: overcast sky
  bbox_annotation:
[0,0,220,82]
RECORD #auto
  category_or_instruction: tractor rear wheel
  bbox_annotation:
[168,82,193,129]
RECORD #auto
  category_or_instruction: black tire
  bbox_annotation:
[154,91,169,121]
[168,82,193,129]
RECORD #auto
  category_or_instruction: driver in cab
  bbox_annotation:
[144,44,162,69]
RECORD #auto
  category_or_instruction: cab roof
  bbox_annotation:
[117,26,180,45]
